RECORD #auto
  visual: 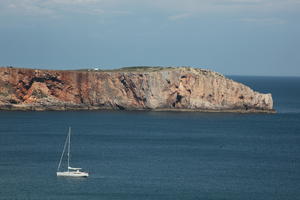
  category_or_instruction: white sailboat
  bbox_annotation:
[56,127,89,177]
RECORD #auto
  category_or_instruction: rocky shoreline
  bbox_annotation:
[0,66,274,113]
[0,103,276,113]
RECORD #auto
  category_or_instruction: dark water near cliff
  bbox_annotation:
[0,76,300,200]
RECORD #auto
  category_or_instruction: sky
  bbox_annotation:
[0,0,299,76]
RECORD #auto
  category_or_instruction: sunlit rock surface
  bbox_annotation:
[0,66,274,112]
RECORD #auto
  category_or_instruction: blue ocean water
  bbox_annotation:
[0,76,300,200]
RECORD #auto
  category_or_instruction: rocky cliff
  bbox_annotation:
[0,66,274,112]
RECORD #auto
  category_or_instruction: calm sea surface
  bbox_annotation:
[0,76,299,200]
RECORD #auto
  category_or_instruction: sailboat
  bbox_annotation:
[56,127,89,177]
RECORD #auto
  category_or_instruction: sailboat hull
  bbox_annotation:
[57,171,89,177]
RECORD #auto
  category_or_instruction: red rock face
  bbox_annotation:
[0,67,274,112]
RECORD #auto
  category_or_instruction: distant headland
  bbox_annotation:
[0,66,274,113]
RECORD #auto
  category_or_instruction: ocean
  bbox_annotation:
[0,76,299,200]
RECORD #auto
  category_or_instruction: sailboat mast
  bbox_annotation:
[68,127,71,171]
[57,128,69,172]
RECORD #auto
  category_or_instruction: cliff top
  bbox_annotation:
[0,66,224,78]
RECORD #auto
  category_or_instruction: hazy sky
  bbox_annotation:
[0,0,299,76]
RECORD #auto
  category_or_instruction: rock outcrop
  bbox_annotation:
[0,66,274,112]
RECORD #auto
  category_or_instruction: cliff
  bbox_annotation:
[0,66,274,112]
